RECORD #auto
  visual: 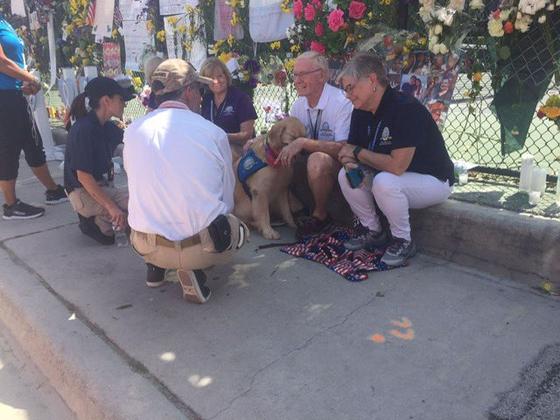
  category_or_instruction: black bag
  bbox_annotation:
[207,214,231,253]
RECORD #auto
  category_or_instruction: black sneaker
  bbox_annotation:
[146,263,166,288]
[381,237,417,266]
[344,228,388,251]
[45,185,69,205]
[2,199,45,220]
[177,269,211,304]
[77,214,115,245]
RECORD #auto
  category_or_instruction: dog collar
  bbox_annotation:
[264,135,280,166]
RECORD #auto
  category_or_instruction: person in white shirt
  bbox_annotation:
[276,52,353,238]
[124,59,249,304]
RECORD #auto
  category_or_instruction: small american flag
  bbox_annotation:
[86,0,96,26]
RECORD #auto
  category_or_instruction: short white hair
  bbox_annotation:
[297,51,328,71]
[143,55,165,85]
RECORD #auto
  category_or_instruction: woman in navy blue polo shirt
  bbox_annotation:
[0,13,67,220]
[199,57,258,158]
[337,52,454,267]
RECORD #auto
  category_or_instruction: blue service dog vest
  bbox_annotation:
[237,148,267,198]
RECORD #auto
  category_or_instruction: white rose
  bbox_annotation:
[439,44,449,54]
[419,6,432,23]
[434,24,443,34]
[449,0,465,11]
[469,0,484,10]
[431,44,441,54]
[547,3,554,10]
[538,14,547,22]
[488,19,505,37]
[515,15,532,32]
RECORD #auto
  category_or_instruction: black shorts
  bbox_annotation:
[0,90,46,180]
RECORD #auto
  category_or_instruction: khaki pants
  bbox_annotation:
[68,187,129,235]
[130,214,249,271]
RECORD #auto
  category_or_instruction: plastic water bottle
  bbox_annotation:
[113,224,128,247]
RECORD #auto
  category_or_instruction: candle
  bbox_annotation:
[528,191,541,205]
[530,167,547,194]
[459,173,468,184]
[519,153,534,191]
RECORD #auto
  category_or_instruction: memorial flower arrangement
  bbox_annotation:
[217,52,260,91]
[58,0,100,68]
[537,94,560,130]
[260,55,289,87]
[286,0,392,59]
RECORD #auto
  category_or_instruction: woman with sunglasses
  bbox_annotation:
[199,57,258,158]
[63,77,135,245]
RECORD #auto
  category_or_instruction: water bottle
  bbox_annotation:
[113,223,129,247]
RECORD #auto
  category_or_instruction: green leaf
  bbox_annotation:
[498,45,511,60]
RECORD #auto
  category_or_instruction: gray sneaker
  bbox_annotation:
[344,228,388,251]
[381,238,417,266]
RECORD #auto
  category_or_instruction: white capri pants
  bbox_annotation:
[338,169,453,241]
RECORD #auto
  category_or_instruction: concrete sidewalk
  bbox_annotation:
[1,161,560,420]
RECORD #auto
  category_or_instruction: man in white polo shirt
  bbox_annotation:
[124,59,249,304]
[276,51,353,238]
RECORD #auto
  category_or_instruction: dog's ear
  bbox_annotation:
[269,122,288,149]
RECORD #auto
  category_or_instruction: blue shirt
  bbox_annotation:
[64,111,123,190]
[0,17,25,90]
[348,87,455,185]
[201,86,258,134]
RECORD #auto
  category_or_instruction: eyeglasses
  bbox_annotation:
[187,83,206,96]
[292,68,323,80]
[342,81,361,96]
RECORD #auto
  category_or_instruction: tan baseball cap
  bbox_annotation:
[151,59,213,95]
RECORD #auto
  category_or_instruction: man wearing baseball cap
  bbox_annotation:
[124,59,249,304]
[64,77,135,245]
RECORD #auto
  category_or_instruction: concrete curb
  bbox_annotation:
[0,241,199,420]
[411,199,560,287]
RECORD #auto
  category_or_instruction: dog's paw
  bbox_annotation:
[261,228,281,240]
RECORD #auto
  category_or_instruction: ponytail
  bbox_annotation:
[64,92,102,131]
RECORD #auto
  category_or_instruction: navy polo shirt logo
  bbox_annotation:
[379,126,392,146]
[223,105,235,117]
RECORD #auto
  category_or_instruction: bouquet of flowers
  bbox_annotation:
[259,55,289,87]
[537,94,560,129]
[286,0,391,59]
[218,53,260,94]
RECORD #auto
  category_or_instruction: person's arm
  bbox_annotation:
[216,133,235,212]
[338,145,416,176]
[227,119,255,145]
[275,137,346,167]
[0,43,40,95]
[77,170,127,229]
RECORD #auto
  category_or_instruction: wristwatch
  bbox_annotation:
[353,146,363,161]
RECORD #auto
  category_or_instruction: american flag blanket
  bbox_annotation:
[281,226,405,282]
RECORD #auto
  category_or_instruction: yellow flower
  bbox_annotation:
[227,34,234,47]
[231,11,238,26]
[368,12,374,19]
[146,20,155,34]
[133,77,142,89]
[405,39,412,47]
[82,58,90,65]
[403,46,409,54]
[463,90,471,98]
[242,71,250,82]
[544,106,560,119]
[346,34,355,44]
[167,17,178,26]
[182,41,193,51]
[218,53,233,63]
[284,58,296,72]
[69,56,78,64]
[112,29,118,38]
[156,30,166,42]
[177,25,187,34]
[66,24,75,35]
[39,36,47,44]
[290,44,300,53]
[420,37,427,45]
[471,72,483,82]
[271,41,281,50]
[186,4,192,12]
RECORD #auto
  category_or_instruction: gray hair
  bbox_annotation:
[297,51,328,71]
[144,55,165,85]
[338,52,389,88]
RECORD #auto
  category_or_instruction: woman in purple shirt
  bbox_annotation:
[199,57,258,158]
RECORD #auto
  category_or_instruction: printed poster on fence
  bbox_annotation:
[122,20,153,71]
[119,0,149,21]
[103,42,122,78]
[160,0,198,16]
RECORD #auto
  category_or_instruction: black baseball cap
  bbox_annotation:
[84,77,136,101]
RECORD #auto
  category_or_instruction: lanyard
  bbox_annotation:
[368,120,383,152]
[307,109,323,140]
[210,99,227,124]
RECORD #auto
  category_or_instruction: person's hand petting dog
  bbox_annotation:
[243,134,265,154]
[275,137,306,167]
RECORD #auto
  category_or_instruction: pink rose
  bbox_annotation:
[348,1,366,20]
[310,41,326,54]
[304,3,316,21]
[293,0,303,19]
[327,9,345,32]
[312,0,322,9]
[315,21,324,36]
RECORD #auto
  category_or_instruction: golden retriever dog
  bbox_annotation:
[233,117,306,240]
